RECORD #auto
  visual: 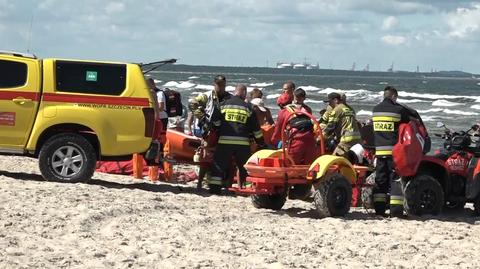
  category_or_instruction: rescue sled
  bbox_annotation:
[230,111,371,218]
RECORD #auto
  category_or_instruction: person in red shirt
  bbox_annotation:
[271,93,317,165]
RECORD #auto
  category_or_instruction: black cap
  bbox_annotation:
[323,92,341,102]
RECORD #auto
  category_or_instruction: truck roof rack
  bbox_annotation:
[0,50,37,59]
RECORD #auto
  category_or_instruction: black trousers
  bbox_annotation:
[374,156,403,215]
[210,144,251,186]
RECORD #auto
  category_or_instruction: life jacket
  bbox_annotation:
[392,120,425,177]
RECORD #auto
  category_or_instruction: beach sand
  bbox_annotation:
[1,155,480,268]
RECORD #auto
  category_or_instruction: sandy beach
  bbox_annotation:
[0,155,480,268]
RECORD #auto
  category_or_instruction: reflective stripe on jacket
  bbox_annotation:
[218,96,263,146]
[372,98,410,156]
[323,103,361,144]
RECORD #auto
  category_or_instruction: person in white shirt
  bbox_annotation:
[147,78,168,130]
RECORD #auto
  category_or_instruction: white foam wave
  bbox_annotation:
[432,100,463,107]
[195,84,214,91]
[318,87,341,94]
[304,99,324,104]
[417,108,443,113]
[379,82,388,85]
[356,110,373,116]
[153,79,162,84]
[266,93,281,99]
[250,82,274,87]
[299,85,320,91]
[188,76,200,79]
[163,81,179,87]
[471,104,480,110]
[176,81,197,89]
[443,109,479,116]
[398,90,479,101]
[397,98,430,103]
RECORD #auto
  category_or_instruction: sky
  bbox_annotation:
[1,0,480,73]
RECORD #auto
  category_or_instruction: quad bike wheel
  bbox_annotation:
[39,133,97,183]
[404,175,444,216]
[251,193,287,210]
[313,173,352,218]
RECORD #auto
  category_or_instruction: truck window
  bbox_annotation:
[55,61,126,95]
[0,60,27,88]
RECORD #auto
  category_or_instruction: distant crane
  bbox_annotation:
[363,64,370,72]
[387,62,394,72]
[350,62,356,71]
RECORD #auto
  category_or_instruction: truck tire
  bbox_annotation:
[39,133,97,183]
[251,193,287,210]
[313,173,352,218]
[404,175,444,216]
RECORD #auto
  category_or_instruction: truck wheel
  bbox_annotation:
[39,134,97,183]
[313,173,352,218]
[251,193,287,210]
[404,175,444,216]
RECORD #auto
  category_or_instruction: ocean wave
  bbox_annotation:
[398,90,479,101]
[299,85,320,91]
[471,105,480,110]
[397,98,430,103]
[304,99,325,104]
[417,108,443,113]
[250,82,274,87]
[318,88,341,94]
[176,81,197,89]
[266,93,281,99]
[195,84,214,91]
[153,79,162,84]
[432,100,463,107]
[163,81,179,87]
[443,109,479,116]
[356,110,373,116]
[188,76,200,79]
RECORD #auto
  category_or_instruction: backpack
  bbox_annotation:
[393,121,424,177]
[162,88,183,117]
[289,115,314,132]
[285,105,313,132]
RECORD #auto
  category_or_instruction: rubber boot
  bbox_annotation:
[389,179,405,218]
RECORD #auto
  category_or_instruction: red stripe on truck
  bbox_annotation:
[42,93,150,106]
[0,91,40,101]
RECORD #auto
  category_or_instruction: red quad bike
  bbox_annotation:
[229,111,372,218]
[421,122,480,214]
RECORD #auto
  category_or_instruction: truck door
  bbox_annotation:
[0,57,41,151]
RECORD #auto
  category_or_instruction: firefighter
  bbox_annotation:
[188,75,232,189]
[322,92,361,158]
[207,84,265,194]
[372,86,410,217]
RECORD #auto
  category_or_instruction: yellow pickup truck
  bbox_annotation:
[0,51,159,182]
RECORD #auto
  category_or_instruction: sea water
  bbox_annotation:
[148,65,480,151]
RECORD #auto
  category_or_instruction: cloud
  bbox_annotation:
[105,2,125,15]
[446,3,480,39]
[382,16,398,30]
[381,35,407,45]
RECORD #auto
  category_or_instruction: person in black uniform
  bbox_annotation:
[372,86,410,217]
[208,84,266,194]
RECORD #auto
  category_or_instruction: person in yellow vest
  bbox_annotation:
[322,92,361,158]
